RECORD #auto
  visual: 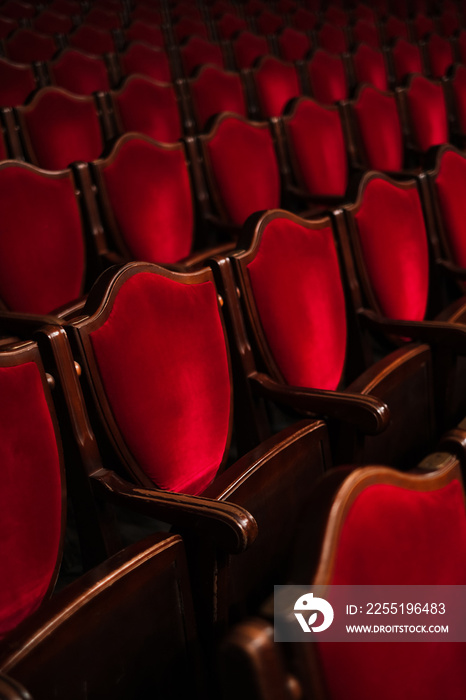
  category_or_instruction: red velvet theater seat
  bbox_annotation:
[68,23,118,55]
[386,38,424,88]
[48,48,114,96]
[0,56,38,106]
[421,32,455,79]
[246,55,302,119]
[214,11,248,40]
[179,35,226,77]
[214,208,442,467]
[117,41,173,83]
[275,27,312,63]
[442,64,466,148]
[185,65,248,133]
[16,87,108,170]
[4,27,60,62]
[230,29,270,70]
[350,43,389,92]
[123,20,166,49]
[220,457,466,700]
[303,49,351,105]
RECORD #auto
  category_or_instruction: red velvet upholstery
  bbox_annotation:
[89,272,231,494]
[50,49,111,95]
[5,28,58,62]
[391,39,423,84]
[124,21,165,49]
[173,17,209,43]
[33,9,73,35]
[0,163,85,313]
[352,4,376,23]
[246,216,347,389]
[457,31,466,65]
[289,8,318,31]
[0,16,18,39]
[319,477,466,700]
[232,30,269,70]
[180,36,224,75]
[203,116,280,226]
[0,361,62,637]
[316,23,348,54]
[285,98,348,196]
[433,149,466,268]
[119,42,171,82]
[129,7,163,27]
[306,50,348,104]
[1,0,35,20]
[68,25,116,54]
[255,10,284,35]
[48,0,81,16]
[450,65,466,133]
[352,20,381,48]
[354,177,429,321]
[113,76,182,143]
[215,12,247,39]
[0,57,36,106]
[352,44,388,91]
[383,16,409,42]
[20,89,104,170]
[242,0,266,16]
[253,57,301,118]
[323,6,348,26]
[412,12,435,40]
[84,6,121,30]
[209,1,236,19]
[354,86,404,171]
[425,33,454,78]
[438,10,460,37]
[190,66,246,130]
[277,28,312,62]
[405,75,449,152]
[96,136,193,263]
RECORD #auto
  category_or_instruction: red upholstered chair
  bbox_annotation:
[83,5,124,30]
[4,28,60,62]
[108,75,183,143]
[382,15,410,44]
[303,49,351,105]
[32,8,74,36]
[68,24,118,55]
[0,15,18,40]
[58,260,331,635]
[123,20,166,49]
[275,27,312,63]
[220,457,466,700]
[230,29,270,70]
[443,64,466,148]
[0,341,66,639]
[411,12,435,41]
[351,19,382,49]
[0,0,35,20]
[48,48,115,95]
[246,55,302,119]
[350,42,389,92]
[273,96,351,209]
[86,133,196,265]
[213,207,441,467]
[453,30,466,66]
[322,5,348,26]
[315,22,349,54]
[117,41,173,82]
[395,74,449,162]
[254,9,285,36]
[185,65,248,133]
[0,56,38,106]
[421,32,454,79]
[195,113,281,233]
[0,160,92,316]
[352,3,378,23]
[209,1,238,19]
[129,6,163,27]
[179,35,226,76]
[48,0,82,16]
[341,84,409,173]
[0,534,202,700]
[172,17,211,44]
[16,87,109,170]
[289,7,318,32]
[386,38,424,88]
[436,9,460,38]
[335,171,466,428]
[215,11,248,40]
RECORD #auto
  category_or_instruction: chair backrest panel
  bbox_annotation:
[49,49,111,95]
[189,66,247,131]
[353,86,404,171]
[431,148,466,269]
[252,56,301,118]
[306,50,349,104]
[403,74,449,152]
[0,57,36,106]
[119,42,172,82]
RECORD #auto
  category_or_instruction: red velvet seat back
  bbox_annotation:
[425,33,454,78]
[95,135,194,263]
[450,65,466,133]
[0,354,63,637]
[391,39,423,84]
[0,164,85,313]
[84,6,121,30]
[0,57,36,105]
[352,177,429,321]
[202,115,280,226]
[33,9,73,35]
[316,23,348,54]
[383,16,409,42]
[113,76,182,143]
[354,86,404,171]
[245,215,347,390]
[289,8,318,32]
[352,44,388,92]
[433,149,466,269]
[232,30,269,69]
[412,12,435,41]
[124,21,165,49]
[0,16,18,39]
[317,468,466,700]
[180,36,224,75]
[173,17,209,43]
[253,56,301,118]
[68,24,116,54]
[88,268,231,495]
[307,50,348,104]
[285,98,348,197]
[215,12,247,39]
[277,27,312,62]
[48,0,81,16]
[1,0,35,20]
[457,30,466,65]
[352,19,381,48]
[405,75,449,152]
[255,9,284,35]
[5,28,57,62]
[119,42,171,82]
[20,88,104,170]
[190,66,247,129]
[50,49,111,95]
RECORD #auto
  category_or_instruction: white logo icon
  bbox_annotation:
[294,592,334,633]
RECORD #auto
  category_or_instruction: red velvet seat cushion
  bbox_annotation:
[114,78,182,143]
[354,178,429,321]
[21,90,104,169]
[318,478,466,700]
[190,67,247,130]
[286,99,348,197]
[98,137,194,263]
[204,117,280,226]
[246,217,347,390]
[254,57,301,118]
[406,76,448,152]
[0,362,62,637]
[0,165,85,313]
[354,87,404,171]
[307,50,348,104]
[434,149,466,268]
[89,272,231,495]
